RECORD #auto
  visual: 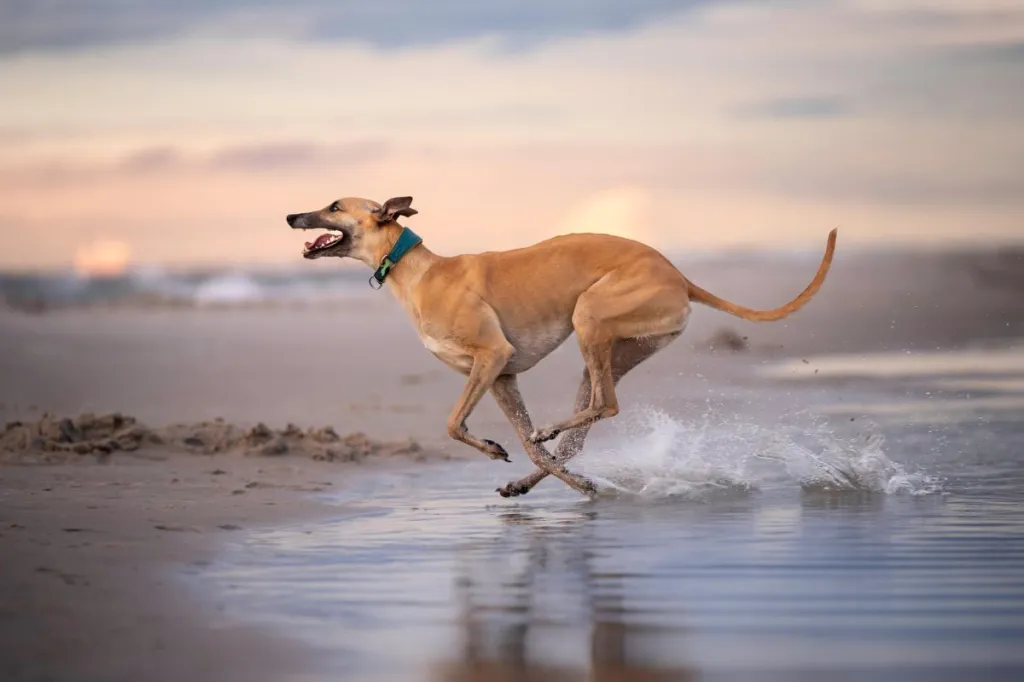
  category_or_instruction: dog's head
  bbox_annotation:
[285,196,418,265]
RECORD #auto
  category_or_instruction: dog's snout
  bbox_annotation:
[286,213,300,227]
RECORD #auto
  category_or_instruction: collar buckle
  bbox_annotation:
[367,227,422,290]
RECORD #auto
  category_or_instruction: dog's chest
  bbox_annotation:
[420,333,474,374]
[502,319,574,373]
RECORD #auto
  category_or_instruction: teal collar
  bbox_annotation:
[369,227,422,289]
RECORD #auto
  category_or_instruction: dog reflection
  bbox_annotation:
[429,510,696,682]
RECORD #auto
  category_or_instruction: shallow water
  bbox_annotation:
[202,346,1024,681]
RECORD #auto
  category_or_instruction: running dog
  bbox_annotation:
[286,196,836,497]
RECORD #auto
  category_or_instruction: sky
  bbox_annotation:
[1,0,1023,272]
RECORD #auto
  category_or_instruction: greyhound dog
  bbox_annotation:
[286,196,836,498]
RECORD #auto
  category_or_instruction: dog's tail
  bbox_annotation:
[683,228,837,322]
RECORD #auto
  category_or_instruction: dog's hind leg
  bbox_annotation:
[529,273,689,445]
[489,374,598,497]
[497,333,678,497]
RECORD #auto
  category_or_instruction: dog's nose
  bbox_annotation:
[286,213,299,227]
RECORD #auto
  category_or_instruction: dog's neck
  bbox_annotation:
[368,225,440,302]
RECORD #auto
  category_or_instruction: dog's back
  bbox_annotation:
[430,232,685,305]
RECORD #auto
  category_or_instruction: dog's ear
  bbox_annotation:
[376,196,418,223]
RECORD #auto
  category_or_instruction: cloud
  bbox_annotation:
[0,0,710,54]
[118,147,183,174]
[0,140,394,188]
[207,142,321,171]
[2,0,1024,269]
[733,96,851,120]
[766,169,1024,207]
[3,0,1021,158]
[948,40,1024,63]
[209,139,394,171]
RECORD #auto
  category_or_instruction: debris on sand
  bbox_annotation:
[0,412,435,464]
[700,327,750,353]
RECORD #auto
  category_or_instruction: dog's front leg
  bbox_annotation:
[445,345,516,462]
[496,369,593,497]
[490,374,597,498]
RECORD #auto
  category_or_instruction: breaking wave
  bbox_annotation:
[575,406,943,500]
[0,266,373,309]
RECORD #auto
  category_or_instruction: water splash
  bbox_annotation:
[575,405,942,500]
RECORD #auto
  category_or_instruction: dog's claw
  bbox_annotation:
[482,439,510,462]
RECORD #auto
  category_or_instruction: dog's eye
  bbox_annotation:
[329,203,339,212]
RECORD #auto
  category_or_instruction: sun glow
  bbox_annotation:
[557,186,656,243]
[72,239,132,278]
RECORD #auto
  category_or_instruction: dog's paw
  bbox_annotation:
[528,426,561,444]
[496,481,531,498]
[481,439,511,462]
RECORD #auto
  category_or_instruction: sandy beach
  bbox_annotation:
[1,457,337,682]
[2,246,1023,681]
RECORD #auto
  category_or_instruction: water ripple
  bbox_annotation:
[198,404,1024,681]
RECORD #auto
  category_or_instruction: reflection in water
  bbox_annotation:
[199,377,1024,682]
[431,509,696,682]
[798,489,886,512]
[200,453,1024,681]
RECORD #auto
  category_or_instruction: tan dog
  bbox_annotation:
[286,196,837,498]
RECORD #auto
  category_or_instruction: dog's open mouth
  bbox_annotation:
[303,232,344,257]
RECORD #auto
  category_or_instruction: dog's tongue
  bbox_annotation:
[305,234,338,250]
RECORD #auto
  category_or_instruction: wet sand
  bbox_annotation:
[0,457,338,682]
[1,247,1022,681]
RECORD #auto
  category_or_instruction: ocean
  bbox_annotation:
[0,265,374,310]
